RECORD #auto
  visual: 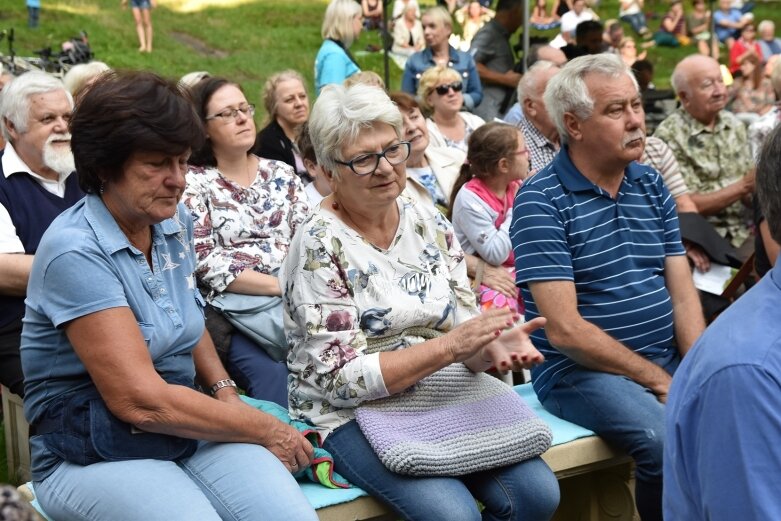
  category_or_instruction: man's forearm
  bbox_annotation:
[475,63,521,88]
[690,178,750,216]
[0,253,34,296]
[549,319,672,394]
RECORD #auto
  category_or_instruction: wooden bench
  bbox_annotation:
[5,385,638,521]
[316,436,637,521]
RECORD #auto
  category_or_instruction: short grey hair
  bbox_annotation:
[517,60,559,108]
[544,53,637,144]
[62,61,111,96]
[670,54,716,96]
[0,71,72,142]
[757,124,781,243]
[758,19,775,33]
[308,83,403,177]
[321,0,363,48]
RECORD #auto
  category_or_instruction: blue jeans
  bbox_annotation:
[620,13,649,35]
[323,420,560,521]
[35,441,318,521]
[227,330,289,407]
[540,351,680,521]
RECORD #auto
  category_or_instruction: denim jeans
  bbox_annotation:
[540,351,680,521]
[35,441,318,521]
[323,420,560,521]
[620,13,648,34]
[227,331,289,408]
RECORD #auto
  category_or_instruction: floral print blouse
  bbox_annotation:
[280,197,479,439]
[182,158,310,298]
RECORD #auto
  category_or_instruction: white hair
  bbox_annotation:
[670,54,716,96]
[308,83,403,177]
[62,61,111,96]
[544,53,637,144]
[0,71,72,142]
[517,60,559,108]
[758,19,775,34]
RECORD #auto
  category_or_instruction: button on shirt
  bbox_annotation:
[510,148,685,400]
[21,194,205,480]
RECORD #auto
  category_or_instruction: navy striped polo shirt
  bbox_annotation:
[510,147,685,401]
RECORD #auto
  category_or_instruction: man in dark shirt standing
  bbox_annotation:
[470,0,524,121]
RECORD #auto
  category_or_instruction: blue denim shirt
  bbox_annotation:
[21,194,205,480]
[401,45,483,110]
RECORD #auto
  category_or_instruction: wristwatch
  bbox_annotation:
[210,379,238,395]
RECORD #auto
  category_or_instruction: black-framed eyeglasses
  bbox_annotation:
[205,104,256,121]
[334,141,411,176]
[434,82,463,96]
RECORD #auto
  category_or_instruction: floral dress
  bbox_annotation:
[280,197,479,439]
[182,158,310,299]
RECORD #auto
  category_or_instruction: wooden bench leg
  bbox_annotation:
[2,385,31,484]
[553,462,638,521]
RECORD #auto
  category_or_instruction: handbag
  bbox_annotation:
[354,328,552,476]
[35,385,197,466]
[209,291,288,362]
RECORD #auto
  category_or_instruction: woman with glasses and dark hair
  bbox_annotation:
[182,77,310,407]
[281,83,559,521]
[418,65,485,153]
[21,71,317,521]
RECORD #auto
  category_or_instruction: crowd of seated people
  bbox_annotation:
[6,0,781,520]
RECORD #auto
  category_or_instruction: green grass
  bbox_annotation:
[0,0,778,119]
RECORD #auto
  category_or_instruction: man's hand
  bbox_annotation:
[684,241,711,273]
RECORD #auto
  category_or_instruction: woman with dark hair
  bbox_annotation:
[20,71,317,521]
[183,77,309,406]
[253,70,310,177]
[730,51,776,124]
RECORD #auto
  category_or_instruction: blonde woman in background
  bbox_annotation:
[254,70,310,177]
[315,0,363,94]
[418,65,485,153]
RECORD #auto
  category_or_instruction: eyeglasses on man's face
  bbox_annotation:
[434,81,463,96]
[206,104,256,121]
[335,141,411,176]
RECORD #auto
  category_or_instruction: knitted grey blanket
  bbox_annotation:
[355,327,552,476]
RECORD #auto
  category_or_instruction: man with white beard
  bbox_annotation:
[0,72,82,397]
[510,54,704,521]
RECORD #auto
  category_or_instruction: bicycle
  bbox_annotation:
[0,28,93,78]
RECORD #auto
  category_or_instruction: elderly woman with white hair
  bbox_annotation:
[315,0,363,95]
[281,83,560,521]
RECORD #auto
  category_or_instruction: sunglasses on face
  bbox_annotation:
[434,82,463,96]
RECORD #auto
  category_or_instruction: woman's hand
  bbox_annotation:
[479,317,546,373]
[481,264,517,298]
[262,417,315,473]
[441,308,516,363]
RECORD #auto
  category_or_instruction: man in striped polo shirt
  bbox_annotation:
[510,54,704,521]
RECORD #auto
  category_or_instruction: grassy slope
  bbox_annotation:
[0,0,778,119]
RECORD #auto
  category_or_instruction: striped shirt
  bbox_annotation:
[510,147,685,401]
[641,136,689,199]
